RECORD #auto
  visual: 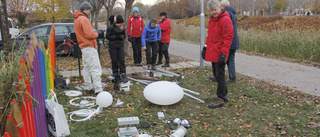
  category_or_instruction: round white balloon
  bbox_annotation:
[96,91,113,107]
[143,81,184,105]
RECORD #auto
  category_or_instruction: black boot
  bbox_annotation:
[155,61,162,65]
[120,73,129,83]
[162,60,170,67]
[162,63,170,67]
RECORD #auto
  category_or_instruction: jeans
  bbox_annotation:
[146,42,158,65]
[81,47,103,93]
[131,37,142,64]
[226,49,236,79]
[109,45,126,75]
[212,62,228,98]
[158,43,170,64]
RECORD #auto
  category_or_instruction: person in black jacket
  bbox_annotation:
[210,0,239,83]
[106,15,128,84]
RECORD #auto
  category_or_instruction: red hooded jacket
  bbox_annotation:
[205,10,234,63]
[73,12,98,49]
[127,15,144,37]
[158,18,171,43]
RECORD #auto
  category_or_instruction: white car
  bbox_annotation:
[8,18,19,38]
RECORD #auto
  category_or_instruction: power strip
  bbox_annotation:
[117,116,140,126]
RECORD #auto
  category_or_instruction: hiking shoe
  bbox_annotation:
[208,98,225,109]
[84,89,95,95]
[212,96,228,102]
[226,77,236,84]
[209,76,217,82]
[162,63,170,68]
[155,61,163,65]
[205,96,228,103]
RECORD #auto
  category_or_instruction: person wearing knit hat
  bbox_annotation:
[73,1,104,95]
[157,11,172,68]
[141,19,161,70]
[106,15,128,88]
[80,1,93,10]
[127,7,144,66]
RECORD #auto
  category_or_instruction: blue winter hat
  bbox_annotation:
[133,7,139,13]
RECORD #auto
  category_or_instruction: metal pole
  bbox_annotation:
[200,0,205,69]
[0,9,5,47]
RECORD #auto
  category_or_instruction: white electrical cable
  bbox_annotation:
[69,107,102,122]
[69,96,96,108]
[64,90,83,97]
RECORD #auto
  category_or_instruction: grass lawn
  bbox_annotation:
[55,67,320,136]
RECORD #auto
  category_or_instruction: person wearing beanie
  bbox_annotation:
[106,15,128,89]
[74,1,104,95]
[141,19,161,70]
[157,12,171,68]
[127,7,144,66]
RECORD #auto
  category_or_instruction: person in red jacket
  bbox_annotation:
[157,12,172,67]
[205,0,234,108]
[127,7,144,66]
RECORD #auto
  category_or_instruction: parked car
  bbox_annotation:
[0,23,104,54]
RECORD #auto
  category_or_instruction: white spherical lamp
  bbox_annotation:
[96,91,113,107]
[143,81,184,105]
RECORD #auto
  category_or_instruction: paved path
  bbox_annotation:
[66,23,320,96]
[169,40,320,97]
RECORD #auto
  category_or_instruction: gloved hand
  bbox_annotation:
[128,35,132,42]
[218,52,226,64]
[97,30,105,35]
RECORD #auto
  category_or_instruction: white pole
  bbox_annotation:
[200,0,205,69]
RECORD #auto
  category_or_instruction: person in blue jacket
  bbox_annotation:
[141,19,161,70]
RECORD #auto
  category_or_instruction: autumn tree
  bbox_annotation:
[274,0,289,13]
[34,0,70,22]
[100,0,117,26]
[7,0,34,26]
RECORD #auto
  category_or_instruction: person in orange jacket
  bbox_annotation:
[157,12,171,67]
[74,1,104,95]
[204,0,234,109]
[127,7,144,66]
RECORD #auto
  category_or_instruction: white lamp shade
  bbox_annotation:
[143,81,184,105]
[96,92,113,107]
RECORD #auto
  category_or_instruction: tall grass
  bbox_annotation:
[171,22,207,45]
[239,29,320,62]
[171,22,320,62]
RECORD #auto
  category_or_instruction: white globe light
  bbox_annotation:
[173,118,181,125]
[96,91,113,108]
[180,119,189,126]
[143,81,184,105]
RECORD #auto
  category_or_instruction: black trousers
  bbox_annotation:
[131,37,142,64]
[146,42,158,65]
[109,46,126,75]
[211,62,228,98]
[158,42,170,64]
